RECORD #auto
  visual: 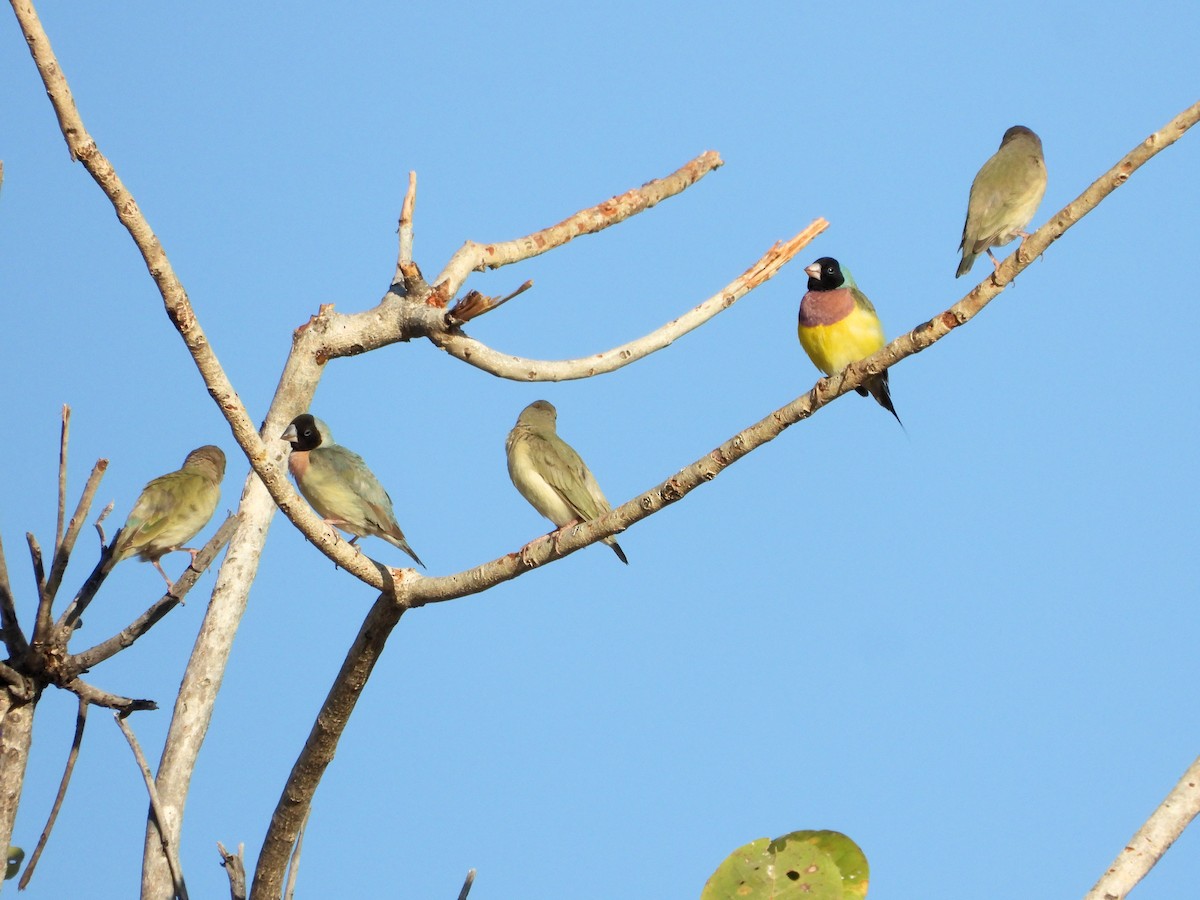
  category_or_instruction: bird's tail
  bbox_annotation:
[956,250,976,278]
[384,531,425,568]
[865,373,904,430]
[605,537,629,565]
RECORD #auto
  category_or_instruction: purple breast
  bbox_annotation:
[799,288,855,327]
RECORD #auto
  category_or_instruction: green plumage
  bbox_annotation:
[957,125,1047,278]
[111,445,226,587]
[506,400,627,564]
[282,414,424,568]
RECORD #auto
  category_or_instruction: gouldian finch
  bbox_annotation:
[281,414,424,567]
[111,445,226,587]
[505,400,628,564]
[956,125,1047,277]
[798,257,901,426]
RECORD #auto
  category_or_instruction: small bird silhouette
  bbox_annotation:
[957,125,1047,278]
[798,257,901,427]
[111,445,226,587]
[282,414,424,567]
[506,400,627,563]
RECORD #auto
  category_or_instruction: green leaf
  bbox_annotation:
[701,830,868,899]
[770,831,869,898]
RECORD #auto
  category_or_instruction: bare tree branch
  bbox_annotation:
[17,697,86,891]
[1083,754,1200,900]
[282,805,310,900]
[430,219,827,380]
[8,0,398,592]
[457,868,477,900]
[15,4,1199,897]
[400,98,1200,607]
[217,842,247,900]
[115,714,188,900]
[26,534,47,633]
[65,679,156,714]
[262,100,1200,898]
[66,515,240,673]
[433,150,724,296]
[0,696,35,871]
[251,592,405,898]
[54,545,117,634]
[55,405,69,554]
[10,27,747,894]
[42,458,107,616]
[0,662,27,695]
[0,536,28,659]
[396,169,417,273]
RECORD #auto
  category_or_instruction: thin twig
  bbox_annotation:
[431,219,826,380]
[217,842,247,900]
[1082,754,1200,900]
[0,535,28,658]
[55,405,70,554]
[434,150,724,296]
[457,868,477,900]
[17,697,87,891]
[66,515,240,672]
[65,679,156,714]
[42,458,108,617]
[115,714,189,900]
[396,170,417,274]
[283,805,311,900]
[54,545,117,635]
[27,533,48,634]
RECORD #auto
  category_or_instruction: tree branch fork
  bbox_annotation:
[9,1,1200,894]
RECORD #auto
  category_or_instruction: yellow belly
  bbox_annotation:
[798,305,886,375]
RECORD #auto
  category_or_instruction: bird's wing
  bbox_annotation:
[113,473,185,555]
[315,446,399,528]
[530,434,610,521]
[850,285,881,317]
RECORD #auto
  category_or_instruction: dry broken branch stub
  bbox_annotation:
[445,280,533,325]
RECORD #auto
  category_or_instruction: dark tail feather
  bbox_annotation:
[386,532,426,568]
[606,538,629,565]
[866,373,904,430]
[403,544,426,568]
[956,251,976,278]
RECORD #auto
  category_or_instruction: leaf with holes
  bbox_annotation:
[769,831,869,898]
[701,830,867,899]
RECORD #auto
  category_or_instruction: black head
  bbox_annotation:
[284,413,325,451]
[805,257,845,291]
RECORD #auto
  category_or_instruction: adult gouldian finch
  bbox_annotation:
[798,257,901,426]
[281,413,424,568]
[111,445,226,587]
[956,125,1047,277]
[505,400,628,564]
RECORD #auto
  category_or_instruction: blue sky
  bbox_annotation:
[2,2,1198,898]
